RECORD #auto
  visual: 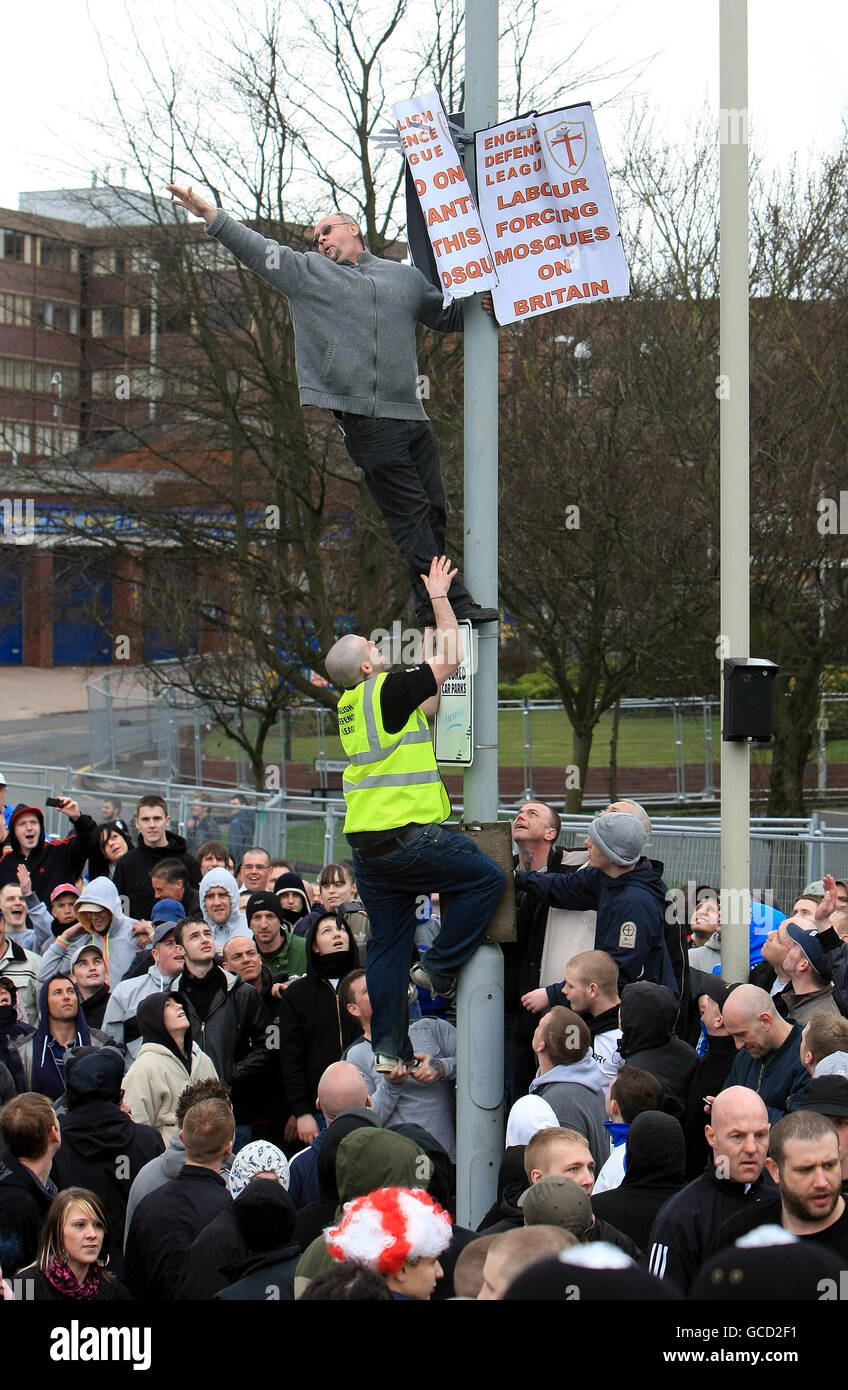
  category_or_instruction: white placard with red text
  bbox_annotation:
[475,102,629,325]
[392,88,498,305]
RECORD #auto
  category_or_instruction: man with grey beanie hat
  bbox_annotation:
[516,812,677,997]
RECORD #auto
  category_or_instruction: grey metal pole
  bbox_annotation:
[456,0,504,1231]
[719,0,751,983]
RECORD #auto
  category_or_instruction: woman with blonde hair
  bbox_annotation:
[17,1187,131,1300]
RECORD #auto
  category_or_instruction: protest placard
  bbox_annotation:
[392,88,498,304]
[475,102,629,324]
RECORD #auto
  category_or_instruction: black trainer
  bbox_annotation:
[451,603,498,626]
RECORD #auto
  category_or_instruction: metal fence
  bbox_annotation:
[552,813,848,916]
[4,751,848,898]
[84,676,848,805]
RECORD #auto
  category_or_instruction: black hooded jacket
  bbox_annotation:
[113,829,201,919]
[591,1111,687,1249]
[0,1148,58,1275]
[277,918,360,1119]
[618,982,699,1119]
[49,1047,163,1279]
[171,964,272,1123]
[136,992,192,1071]
[0,805,97,904]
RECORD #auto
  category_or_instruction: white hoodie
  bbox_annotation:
[199,867,247,950]
[36,876,140,986]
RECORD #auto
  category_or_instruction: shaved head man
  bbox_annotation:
[647,1086,772,1293]
[285,1060,371,1210]
[707,1110,848,1259]
[477,1226,577,1300]
[316,1061,369,1124]
[719,984,809,1120]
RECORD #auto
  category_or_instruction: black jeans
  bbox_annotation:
[337,414,473,615]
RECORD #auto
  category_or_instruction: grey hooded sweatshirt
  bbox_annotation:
[199,867,246,950]
[529,1052,611,1170]
[205,210,462,421]
[37,877,140,987]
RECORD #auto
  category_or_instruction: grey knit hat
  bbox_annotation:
[588,812,645,867]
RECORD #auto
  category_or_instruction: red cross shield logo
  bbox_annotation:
[544,121,587,174]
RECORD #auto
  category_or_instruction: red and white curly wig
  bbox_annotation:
[325,1186,452,1276]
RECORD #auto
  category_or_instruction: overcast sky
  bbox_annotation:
[3,0,846,211]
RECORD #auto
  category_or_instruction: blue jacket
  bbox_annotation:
[720,1022,808,1122]
[516,858,677,997]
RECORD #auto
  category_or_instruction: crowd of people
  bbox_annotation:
[1,757,848,1303]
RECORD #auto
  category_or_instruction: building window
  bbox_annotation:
[0,294,33,327]
[130,247,152,273]
[33,423,79,456]
[204,300,251,332]
[1,230,28,262]
[159,303,192,334]
[0,420,32,454]
[33,363,80,394]
[37,300,80,333]
[91,306,125,337]
[39,239,77,271]
[0,359,34,390]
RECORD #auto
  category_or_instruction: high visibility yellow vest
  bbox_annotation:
[338,673,451,834]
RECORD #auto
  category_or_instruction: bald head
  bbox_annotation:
[722,984,776,1027]
[710,1085,768,1132]
[720,984,789,1059]
[325,634,371,689]
[317,1060,368,1123]
[707,1086,770,1183]
[605,800,651,835]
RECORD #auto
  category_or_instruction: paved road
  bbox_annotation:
[0,712,91,772]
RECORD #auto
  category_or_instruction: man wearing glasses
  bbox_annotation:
[167,185,496,629]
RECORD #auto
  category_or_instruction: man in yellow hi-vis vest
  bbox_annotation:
[325,557,505,1074]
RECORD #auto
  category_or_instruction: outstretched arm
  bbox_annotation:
[167,183,308,296]
[166,184,219,224]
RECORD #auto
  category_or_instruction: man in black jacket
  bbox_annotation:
[503,801,578,1106]
[113,795,200,919]
[647,1086,772,1293]
[0,1092,60,1275]
[124,1097,234,1300]
[0,800,95,904]
[170,919,272,1125]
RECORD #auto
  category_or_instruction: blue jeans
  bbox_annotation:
[354,824,506,1063]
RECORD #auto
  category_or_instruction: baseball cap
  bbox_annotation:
[784,921,829,977]
[518,1176,593,1235]
[802,880,826,897]
[152,919,182,946]
[151,899,186,926]
[70,940,105,968]
[51,882,79,902]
